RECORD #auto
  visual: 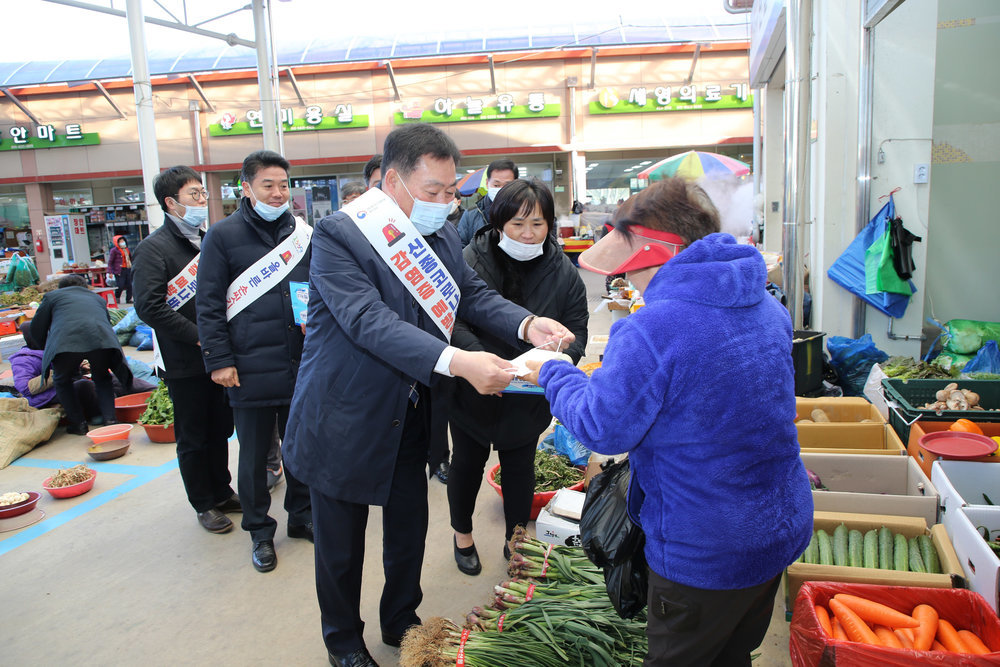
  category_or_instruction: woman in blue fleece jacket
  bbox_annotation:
[525,177,813,666]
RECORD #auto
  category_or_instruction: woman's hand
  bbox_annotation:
[522,359,544,387]
[526,316,575,351]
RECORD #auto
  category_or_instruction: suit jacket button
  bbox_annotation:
[391,419,400,427]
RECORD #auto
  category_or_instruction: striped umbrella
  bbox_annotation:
[637,151,751,182]
[456,167,488,196]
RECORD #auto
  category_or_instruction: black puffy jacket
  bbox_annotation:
[448,227,589,447]
[132,217,205,379]
[196,198,310,407]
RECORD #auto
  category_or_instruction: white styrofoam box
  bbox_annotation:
[0,333,24,362]
[802,452,939,526]
[948,505,1000,614]
[932,460,1000,536]
[535,507,581,547]
[549,488,586,521]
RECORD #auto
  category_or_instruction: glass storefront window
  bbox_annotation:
[112,186,145,204]
[0,193,30,229]
[53,188,94,208]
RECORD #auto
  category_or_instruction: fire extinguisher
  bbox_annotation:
[34,231,44,253]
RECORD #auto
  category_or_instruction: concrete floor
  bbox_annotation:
[0,268,792,666]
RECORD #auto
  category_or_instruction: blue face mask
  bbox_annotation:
[248,192,289,222]
[177,203,208,228]
[398,178,450,235]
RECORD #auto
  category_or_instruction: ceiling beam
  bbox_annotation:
[94,81,128,119]
[0,87,42,125]
[188,75,216,112]
[284,68,305,106]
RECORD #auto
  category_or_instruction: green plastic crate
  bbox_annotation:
[882,378,1000,444]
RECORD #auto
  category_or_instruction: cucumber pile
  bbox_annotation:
[797,523,942,574]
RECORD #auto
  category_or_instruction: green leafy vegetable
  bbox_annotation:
[881,356,956,380]
[138,383,174,425]
[495,449,584,493]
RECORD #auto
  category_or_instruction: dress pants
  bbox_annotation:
[164,375,235,513]
[312,391,430,654]
[51,349,119,425]
[447,425,536,540]
[232,405,311,543]
[644,569,781,666]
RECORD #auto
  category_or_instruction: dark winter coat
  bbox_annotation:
[30,286,123,379]
[132,217,205,379]
[449,227,589,447]
[195,198,310,407]
[108,235,131,275]
[282,202,531,506]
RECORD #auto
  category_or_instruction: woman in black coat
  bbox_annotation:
[448,178,589,575]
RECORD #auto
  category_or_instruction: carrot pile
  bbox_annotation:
[814,594,995,654]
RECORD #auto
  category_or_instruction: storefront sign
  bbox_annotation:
[209,104,369,136]
[0,124,100,151]
[588,84,752,115]
[394,93,560,124]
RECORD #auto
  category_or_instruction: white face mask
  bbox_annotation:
[498,230,545,262]
[487,186,502,201]
[246,190,289,222]
[397,178,450,235]
[176,202,208,228]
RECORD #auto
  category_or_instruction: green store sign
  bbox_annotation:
[395,94,560,124]
[0,124,100,151]
[209,105,369,136]
[589,84,753,115]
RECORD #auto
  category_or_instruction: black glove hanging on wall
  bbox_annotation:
[889,216,921,280]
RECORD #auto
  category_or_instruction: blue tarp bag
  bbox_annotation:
[827,334,889,396]
[827,195,916,318]
[553,423,592,466]
[963,341,1000,376]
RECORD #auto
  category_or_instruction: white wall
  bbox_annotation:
[864,0,938,356]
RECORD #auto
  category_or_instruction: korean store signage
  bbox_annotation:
[0,123,100,151]
[394,93,560,124]
[209,104,369,136]
[588,83,753,115]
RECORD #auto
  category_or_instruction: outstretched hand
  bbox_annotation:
[450,350,515,395]
[522,359,544,387]
[526,316,575,351]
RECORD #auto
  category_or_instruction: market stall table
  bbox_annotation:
[63,266,109,288]
[560,238,594,266]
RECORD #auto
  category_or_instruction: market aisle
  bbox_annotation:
[0,267,791,666]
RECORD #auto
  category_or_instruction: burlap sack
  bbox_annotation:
[0,397,62,469]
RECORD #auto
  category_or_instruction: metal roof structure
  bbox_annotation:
[0,13,750,87]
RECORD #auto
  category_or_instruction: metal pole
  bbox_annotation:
[853,23,875,338]
[125,0,162,230]
[782,0,813,330]
[252,0,281,153]
[752,89,762,245]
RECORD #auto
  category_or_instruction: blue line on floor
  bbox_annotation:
[10,459,159,477]
[0,458,178,557]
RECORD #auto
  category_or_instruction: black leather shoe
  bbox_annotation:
[288,521,314,543]
[66,422,89,435]
[503,542,512,561]
[454,536,481,576]
[328,647,379,667]
[252,540,277,572]
[433,461,449,484]
[196,508,233,534]
[215,494,242,513]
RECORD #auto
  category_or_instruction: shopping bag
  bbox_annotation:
[603,539,648,619]
[827,194,916,318]
[579,458,644,567]
[865,230,912,295]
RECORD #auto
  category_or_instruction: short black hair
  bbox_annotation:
[363,154,382,187]
[241,150,290,185]
[382,124,461,179]
[153,165,201,210]
[489,178,554,233]
[58,274,87,289]
[341,181,366,199]
[487,159,519,180]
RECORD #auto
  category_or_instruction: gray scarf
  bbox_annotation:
[166,213,203,249]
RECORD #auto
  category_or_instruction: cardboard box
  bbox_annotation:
[931,460,1000,536]
[783,511,964,611]
[796,422,906,455]
[583,452,620,490]
[802,453,939,526]
[908,421,1000,477]
[796,396,886,424]
[534,506,582,547]
[946,505,1000,614]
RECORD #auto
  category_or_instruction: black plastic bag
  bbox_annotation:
[604,534,649,619]
[888,215,921,280]
[580,458,643,567]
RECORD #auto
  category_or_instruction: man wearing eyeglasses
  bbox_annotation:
[133,166,240,535]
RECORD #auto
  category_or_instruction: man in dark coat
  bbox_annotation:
[282,123,575,667]
[455,158,518,246]
[133,165,239,535]
[29,274,132,434]
[196,150,312,573]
